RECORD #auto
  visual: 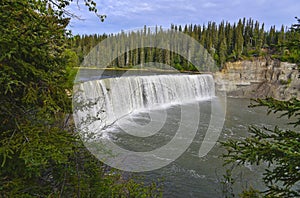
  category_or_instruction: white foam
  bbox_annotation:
[75,74,216,139]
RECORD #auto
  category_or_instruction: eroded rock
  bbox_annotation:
[214,58,300,100]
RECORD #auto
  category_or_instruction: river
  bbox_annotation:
[104,97,292,197]
[74,69,292,197]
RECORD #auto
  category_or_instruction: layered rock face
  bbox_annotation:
[214,58,300,100]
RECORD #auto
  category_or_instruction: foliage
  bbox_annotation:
[0,0,161,197]
[239,187,261,198]
[219,166,236,198]
[279,78,292,85]
[0,0,75,195]
[71,18,300,70]
[221,97,300,197]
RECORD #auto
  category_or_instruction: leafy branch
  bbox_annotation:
[221,97,300,197]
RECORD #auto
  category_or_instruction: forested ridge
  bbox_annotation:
[71,18,300,71]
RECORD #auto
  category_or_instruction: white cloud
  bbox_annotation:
[69,0,300,34]
[100,0,155,17]
[202,2,218,8]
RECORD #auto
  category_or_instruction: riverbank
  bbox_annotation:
[214,58,300,100]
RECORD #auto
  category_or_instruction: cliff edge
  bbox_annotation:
[214,58,300,100]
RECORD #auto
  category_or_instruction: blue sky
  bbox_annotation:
[68,0,300,35]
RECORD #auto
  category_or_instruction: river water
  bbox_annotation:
[75,69,292,197]
[104,97,291,197]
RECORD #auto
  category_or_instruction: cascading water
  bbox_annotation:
[73,74,215,138]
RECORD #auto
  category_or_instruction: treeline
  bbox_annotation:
[70,18,300,70]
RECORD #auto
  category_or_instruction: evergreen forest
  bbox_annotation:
[70,18,300,71]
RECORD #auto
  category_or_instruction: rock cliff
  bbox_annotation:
[214,58,300,100]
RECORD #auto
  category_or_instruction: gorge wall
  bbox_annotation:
[214,58,300,100]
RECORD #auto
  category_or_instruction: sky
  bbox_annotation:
[68,0,300,35]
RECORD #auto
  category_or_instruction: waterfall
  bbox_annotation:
[74,74,216,134]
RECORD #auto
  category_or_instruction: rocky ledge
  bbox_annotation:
[214,58,300,100]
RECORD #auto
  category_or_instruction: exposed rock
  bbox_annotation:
[214,58,300,100]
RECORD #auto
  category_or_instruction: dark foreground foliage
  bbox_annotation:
[222,98,300,197]
[0,0,161,197]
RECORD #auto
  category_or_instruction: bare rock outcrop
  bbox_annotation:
[214,58,300,100]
